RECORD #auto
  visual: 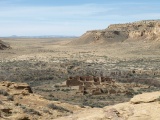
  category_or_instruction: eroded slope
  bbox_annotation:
[70,20,160,45]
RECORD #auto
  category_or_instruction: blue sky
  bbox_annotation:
[0,0,160,36]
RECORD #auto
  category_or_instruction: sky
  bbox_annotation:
[0,0,160,36]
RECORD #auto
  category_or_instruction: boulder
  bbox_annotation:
[0,40,11,50]
[130,91,160,104]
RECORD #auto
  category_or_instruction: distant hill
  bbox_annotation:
[3,35,78,38]
[69,20,160,45]
[0,40,11,50]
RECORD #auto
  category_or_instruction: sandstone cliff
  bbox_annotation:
[70,20,160,45]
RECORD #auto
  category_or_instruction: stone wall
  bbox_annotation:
[66,76,127,95]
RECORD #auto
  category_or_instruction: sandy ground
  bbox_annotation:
[1,38,160,61]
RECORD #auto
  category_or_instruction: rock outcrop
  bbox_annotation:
[0,40,10,50]
[56,91,160,120]
[70,20,160,45]
[1,81,160,120]
[0,81,83,120]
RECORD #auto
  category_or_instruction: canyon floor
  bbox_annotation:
[0,38,160,108]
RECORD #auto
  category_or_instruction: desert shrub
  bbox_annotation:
[19,105,26,110]
[14,102,21,106]
[82,99,104,108]
[61,89,70,92]
[0,89,9,96]
[23,108,41,116]
[118,78,160,88]
[7,95,14,101]
[48,97,59,101]
[47,103,71,113]
[42,109,51,114]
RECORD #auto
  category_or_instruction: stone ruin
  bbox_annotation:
[66,76,129,95]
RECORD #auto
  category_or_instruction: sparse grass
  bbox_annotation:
[23,107,41,116]
[42,109,51,114]
[0,89,9,96]
[7,95,14,101]
[47,103,72,113]
[20,105,41,116]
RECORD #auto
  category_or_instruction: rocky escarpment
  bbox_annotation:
[0,40,11,50]
[70,20,160,45]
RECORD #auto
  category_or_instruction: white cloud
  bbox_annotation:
[0,4,114,36]
[0,4,113,17]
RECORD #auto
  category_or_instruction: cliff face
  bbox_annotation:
[70,20,160,45]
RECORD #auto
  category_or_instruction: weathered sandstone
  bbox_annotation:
[70,20,160,45]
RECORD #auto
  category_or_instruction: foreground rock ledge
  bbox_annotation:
[1,81,160,120]
[0,81,83,120]
[56,91,160,120]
